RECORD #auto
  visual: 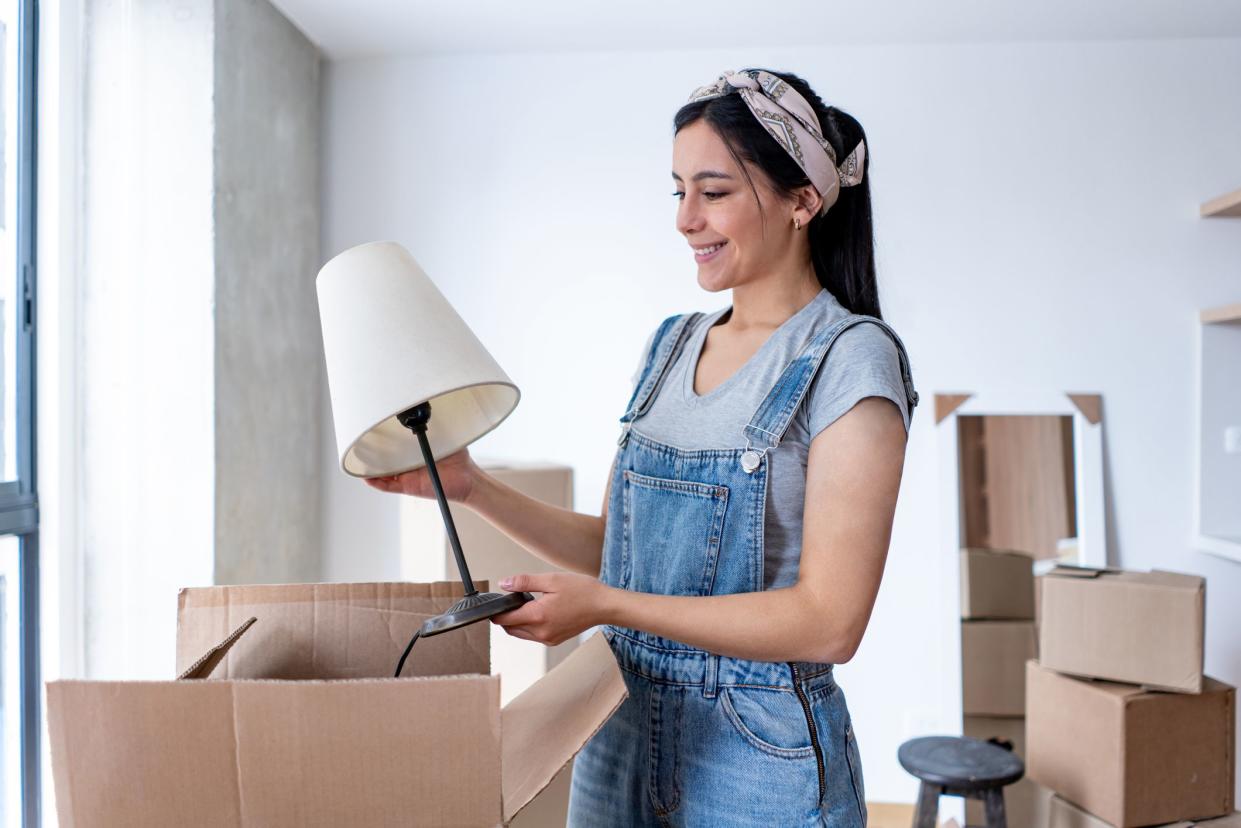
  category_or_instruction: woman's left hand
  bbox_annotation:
[491,572,613,646]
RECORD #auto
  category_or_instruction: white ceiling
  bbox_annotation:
[269,0,1241,61]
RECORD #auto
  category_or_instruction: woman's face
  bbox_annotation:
[672,119,800,294]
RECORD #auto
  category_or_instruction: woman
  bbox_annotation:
[367,68,918,827]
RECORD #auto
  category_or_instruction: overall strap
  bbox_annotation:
[742,314,919,453]
[619,311,704,430]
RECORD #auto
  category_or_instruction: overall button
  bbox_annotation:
[740,450,762,473]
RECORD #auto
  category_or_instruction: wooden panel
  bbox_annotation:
[957,415,1076,559]
[958,416,989,549]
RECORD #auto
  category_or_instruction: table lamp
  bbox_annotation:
[317,241,533,648]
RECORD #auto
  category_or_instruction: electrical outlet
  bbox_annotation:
[1226,425,1241,455]
[903,709,944,741]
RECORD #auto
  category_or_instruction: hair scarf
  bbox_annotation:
[687,69,865,217]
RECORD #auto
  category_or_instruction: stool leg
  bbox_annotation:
[982,788,1007,828]
[913,782,940,828]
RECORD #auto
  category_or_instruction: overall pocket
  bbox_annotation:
[621,470,728,596]
[718,686,817,759]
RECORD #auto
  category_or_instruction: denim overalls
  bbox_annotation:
[567,310,919,827]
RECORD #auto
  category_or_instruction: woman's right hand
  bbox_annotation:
[364,447,479,504]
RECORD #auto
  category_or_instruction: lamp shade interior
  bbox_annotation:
[344,382,519,478]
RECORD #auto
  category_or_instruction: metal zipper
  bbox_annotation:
[789,662,826,805]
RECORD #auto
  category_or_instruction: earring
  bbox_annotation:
[794,217,802,231]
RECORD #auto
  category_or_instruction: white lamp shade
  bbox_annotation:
[317,241,520,478]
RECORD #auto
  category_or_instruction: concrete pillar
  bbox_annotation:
[212,0,322,586]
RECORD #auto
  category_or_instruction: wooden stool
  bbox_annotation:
[897,736,1024,828]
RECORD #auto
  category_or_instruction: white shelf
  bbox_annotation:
[1195,534,1241,564]
[1194,305,1241,564]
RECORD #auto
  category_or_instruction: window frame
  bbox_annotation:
[7,0,39,823]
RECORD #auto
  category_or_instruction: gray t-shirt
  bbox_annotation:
[626,288,912,590]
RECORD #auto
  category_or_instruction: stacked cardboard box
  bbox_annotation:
[959,548,1052,828]
[1027,567,1235,828]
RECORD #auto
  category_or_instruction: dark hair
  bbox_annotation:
[673,69,881,319]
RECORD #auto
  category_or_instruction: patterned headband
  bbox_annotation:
[687,69,865,217]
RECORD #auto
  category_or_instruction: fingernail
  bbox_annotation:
[500,577,513,589]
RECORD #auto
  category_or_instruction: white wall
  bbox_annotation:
[321,39,1241,801]
[1200,322,1241,540]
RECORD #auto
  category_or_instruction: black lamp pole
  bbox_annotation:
[395,401,533,639]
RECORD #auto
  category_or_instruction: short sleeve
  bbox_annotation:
[801,322,912,441]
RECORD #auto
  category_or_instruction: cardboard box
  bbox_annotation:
[1049,793,1241,828]
[1038,566,1204,693]
[963,716,1053,828]
[962,620,1037,716]
[47,582,628,828]
[400,461,578,705]
[961,548,1036,620]
[1026,660,1235,828]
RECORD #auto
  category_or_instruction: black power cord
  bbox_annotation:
[394,630,421,678]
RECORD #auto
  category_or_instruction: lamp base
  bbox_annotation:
[419,590,535,637]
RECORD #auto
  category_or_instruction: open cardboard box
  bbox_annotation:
[47,582,628,827]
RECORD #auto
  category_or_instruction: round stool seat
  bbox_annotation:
[898,736,1024,791]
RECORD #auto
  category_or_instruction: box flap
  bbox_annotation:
[1045,566,1204,591]
[177,616,257,680]
[176,581,489,680]
[501,631,627,823]
[1046,564,1112,579]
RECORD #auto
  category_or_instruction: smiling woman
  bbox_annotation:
[369,67,918,828]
